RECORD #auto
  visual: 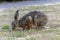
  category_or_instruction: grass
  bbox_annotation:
[51,35,60,40]
[27,37,36,40]
[0,4,60,40]
[2,24,10,29]
[10,31,26,37]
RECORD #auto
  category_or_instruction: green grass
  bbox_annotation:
[2,24,10,29]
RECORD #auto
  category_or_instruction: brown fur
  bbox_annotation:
[12,16,33,30]
[12,9,20,30]
[14,9,20,21]
[34,14,47,29]
[12,20,19,30]
[18,16,33,30]
[25,16,33,30]
[12,10,47,30]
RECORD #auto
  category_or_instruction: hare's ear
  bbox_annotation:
[14,9,20,21]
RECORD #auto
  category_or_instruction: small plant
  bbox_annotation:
[2,24,10,29]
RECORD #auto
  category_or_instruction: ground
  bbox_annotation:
[0,4,60,40]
